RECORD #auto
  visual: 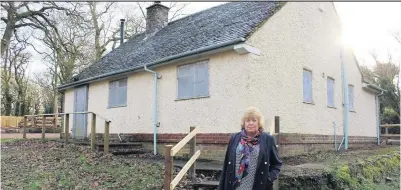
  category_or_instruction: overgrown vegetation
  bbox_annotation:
[328,151,400,189]
[1,139,164,190]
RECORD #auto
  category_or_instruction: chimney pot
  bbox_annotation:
[120,19,125,45]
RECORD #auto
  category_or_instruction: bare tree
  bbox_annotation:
[0,2,80,57]
[87,2,118,62]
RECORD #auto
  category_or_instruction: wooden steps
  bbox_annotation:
[192,180,219,189]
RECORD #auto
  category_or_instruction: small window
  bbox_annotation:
[303,69,313,103]
[348,85,354,111]
[177,60,209,99]
[108,78,127,108]
[327,77,335,107]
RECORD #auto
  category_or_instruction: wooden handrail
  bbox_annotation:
[170,150,201,190]
[164,126,199,190]
[171,127,198,156]
[380,124,400,128]
[22,112,111,154]
[24,111,111,122]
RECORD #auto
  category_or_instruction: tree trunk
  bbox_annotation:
[1,3,16,57]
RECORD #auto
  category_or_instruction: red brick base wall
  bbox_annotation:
[95,133,377,161]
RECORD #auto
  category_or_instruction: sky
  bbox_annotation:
[26,2,401,77]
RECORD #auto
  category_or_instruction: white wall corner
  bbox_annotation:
[233,44,261,56]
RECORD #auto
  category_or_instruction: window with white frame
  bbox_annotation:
[303,69,313,103]
[177,60,209,99]
[327,77,335,107]
[108,78,127,107]
[348,84,354,111]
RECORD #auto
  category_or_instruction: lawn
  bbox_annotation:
[1,139,164,190]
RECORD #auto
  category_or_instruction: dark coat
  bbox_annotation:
[218,132,282,190]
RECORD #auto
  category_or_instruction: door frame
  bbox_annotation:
[72,85,89,138]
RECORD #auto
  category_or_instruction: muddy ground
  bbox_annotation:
[1,139,399,190]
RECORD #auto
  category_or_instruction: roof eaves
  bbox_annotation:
[57,37,246,91]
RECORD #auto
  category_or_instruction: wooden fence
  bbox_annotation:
[380,124,400,145]
[1,116,24,128]
[23,112,111,153]
[164,126,199,190]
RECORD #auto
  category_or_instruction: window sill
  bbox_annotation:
[108,105,127,109]
[327,106,336,109]
[303,101,315,105]
[175,96,210,101]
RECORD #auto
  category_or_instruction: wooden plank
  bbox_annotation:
[65,114,69,144]
[191,181,219,188]
[23,116,27,139]
[380,134,400,137]
[164,145,173,190]
[170,150,201,190]
[42,115,46,139]
[189,126,196,181]
[171,127,198,156]
[91,113,96,152]
[104,121,110,154]
[380,124,400,128]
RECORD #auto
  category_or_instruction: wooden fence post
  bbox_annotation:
[54,114,57,128]
[23,116,27,139]
[385,125,389,145]
[65,114,70,144]
[189,126,196,181]
[91,113,96,152]
[274,116,280,147]
[42,115,46,139]
[273,116,280,190]
[164,145,173,190]
[104,121,110,154]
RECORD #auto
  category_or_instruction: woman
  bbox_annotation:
[219,107,282,190]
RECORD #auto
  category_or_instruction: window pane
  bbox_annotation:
[178,76,194,99]
[109,81,118,107]
[194,61,209,97]
[118,79,127,106]
[327,78,334,107]
[178,64,192,78]
[303,70,312,102]
[348,85,354,110]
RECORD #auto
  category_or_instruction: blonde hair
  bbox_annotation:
[241,106,265,131]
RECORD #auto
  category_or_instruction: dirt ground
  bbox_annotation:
[1,139,399,190]
[1,133,60,139]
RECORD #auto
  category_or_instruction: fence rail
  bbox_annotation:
[22,112,111,153]
[379,124,400,145]
[164,126,199,190]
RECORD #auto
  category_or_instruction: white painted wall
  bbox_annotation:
[246,2,377,136]
[62,2,378,137]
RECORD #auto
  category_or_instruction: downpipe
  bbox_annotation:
[144,65,159,155]
[376,91,385,145]
[340,47,349,150]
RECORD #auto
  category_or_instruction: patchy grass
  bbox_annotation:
[0,138,21,143]
[1,139,164,190]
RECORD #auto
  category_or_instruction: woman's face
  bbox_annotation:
[244,116,259,135]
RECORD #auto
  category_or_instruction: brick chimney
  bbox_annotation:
[146,1,169,35]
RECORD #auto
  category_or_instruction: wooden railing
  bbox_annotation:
[23,112,111,153]
[164,126,200,190]
[380,124,400,145]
